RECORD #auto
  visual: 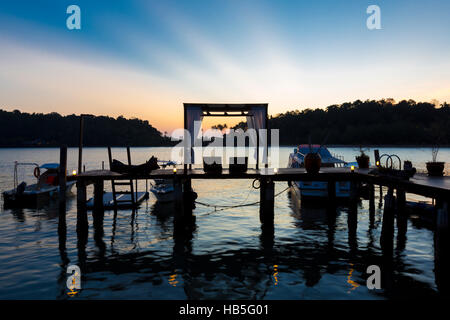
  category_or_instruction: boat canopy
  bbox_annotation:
[295,146,346,164]
[40,163,60,169]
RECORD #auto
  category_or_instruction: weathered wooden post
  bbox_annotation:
[93,180,104,212]
[380,187,395,252]
[348,199,358,253]
[327,180,336,206]
[436,199,449,231]
[182,178,194,216]
[374,149,380,166]
[349,180,358,203]
[58,145,68,258]
[78,115,84,175]
[259,178,274,225]
[368,183,375,212]
[435,198,449,293]
[173,175,196,252]
[174,177,183,211]
[76,178,88,233]
[378,185,383,209]
[92,179,105,240]
[396,188,407,249]
[58,145,67,213]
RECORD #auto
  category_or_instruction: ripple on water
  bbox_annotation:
[0,147,446,299]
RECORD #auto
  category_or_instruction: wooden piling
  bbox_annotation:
[436,199,449,230]
[259,178,274,224]
[378,185,383,208]
[181,178,194,216]
[174,177,183,216]
[58,146,68,252]
[368,183,375,211]
[76,179,88,233]
[93,180,104,211]
[349,181,358,204]
[381,188,395,251]
[78,115,84,175]
[93,180,105,236]
[396,188,407,250]
[348,201,358,252]
[435,198,449,293]
[374,149,380,165]
[58,145,67,212]
[396,188,406,210]
[327,180,336,205]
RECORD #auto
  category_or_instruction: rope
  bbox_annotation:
[195,184,291,217]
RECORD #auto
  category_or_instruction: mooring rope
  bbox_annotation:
[195,184,291,217]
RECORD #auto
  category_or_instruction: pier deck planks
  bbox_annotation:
[74,167,450,198]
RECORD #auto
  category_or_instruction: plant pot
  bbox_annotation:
[356,155,370,169]
[426,162,445,176]
[203,157,222,174]
[229,157,248,173]
[304,153,321,174]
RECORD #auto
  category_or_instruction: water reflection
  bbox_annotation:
[15,189,447,299]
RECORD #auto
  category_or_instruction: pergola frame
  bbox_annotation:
[183,103,269,170]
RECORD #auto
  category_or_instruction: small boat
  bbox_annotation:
[149,160,177,202]
[150,179,175,202]
[86,191,149,210]
[2,162,76,207]
[149,160,197,203]
[288,145,351,199]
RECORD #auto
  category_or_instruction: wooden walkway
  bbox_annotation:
[75,167,450,198]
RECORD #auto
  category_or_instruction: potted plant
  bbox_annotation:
[304,135,328,174]
[304,151,321,174]
[355,146,370,169]
[426,146,445,176]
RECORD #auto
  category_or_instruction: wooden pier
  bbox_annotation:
[71,167,450,232]
[54,107,450,293]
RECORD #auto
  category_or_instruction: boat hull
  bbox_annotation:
[2,181,76,208]
[150,190,175,202]
[86,191,149,210]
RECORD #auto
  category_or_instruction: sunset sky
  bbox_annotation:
[0,0,449,133]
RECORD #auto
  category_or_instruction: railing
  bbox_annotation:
[13,161,39,189]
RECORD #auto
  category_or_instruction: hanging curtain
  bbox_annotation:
[246,106,267,164]
[185,106,203,164]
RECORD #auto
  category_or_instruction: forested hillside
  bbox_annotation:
[0,110,174,147]
[232,99,450,145]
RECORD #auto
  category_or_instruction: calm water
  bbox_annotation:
[0,147,449,299]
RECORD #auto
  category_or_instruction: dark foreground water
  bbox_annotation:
[0,147,449,299]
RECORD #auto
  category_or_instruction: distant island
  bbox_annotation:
[1,99,449,147]
[0,110,174,147]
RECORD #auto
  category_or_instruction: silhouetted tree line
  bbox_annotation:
[2,99,449,147]
[231,99,450,145]
[0,110,175,147]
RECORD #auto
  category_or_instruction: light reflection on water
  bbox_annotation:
[0,147,448,299]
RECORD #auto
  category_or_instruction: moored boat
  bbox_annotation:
[2,162,76,207]
[150,179,175,202]
[288,145,351,200]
